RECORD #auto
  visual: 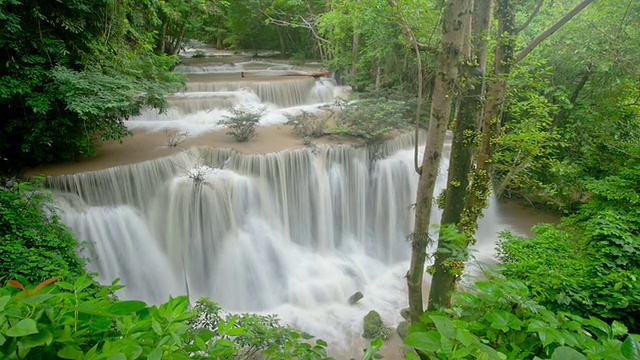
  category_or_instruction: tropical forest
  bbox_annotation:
[0,0,639,359]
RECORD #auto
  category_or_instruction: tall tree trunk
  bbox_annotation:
[159,20,168,54]
[552,71,590,129]
[277,27,287,56]
[172,23,187,55]
[463,0,516,233]
[352,16,359,82]
[428,0,493,310]
[407,0,471,325]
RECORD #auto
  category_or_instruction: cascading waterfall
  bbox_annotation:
[48,134,431,304]
[42,58,543,356]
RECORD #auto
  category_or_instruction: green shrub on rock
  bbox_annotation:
[218,106,266,142]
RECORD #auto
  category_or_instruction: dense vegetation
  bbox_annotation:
[1,0,639,358]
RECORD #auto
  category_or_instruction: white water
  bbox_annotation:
[44,59,533,357]
[128,60,349,135]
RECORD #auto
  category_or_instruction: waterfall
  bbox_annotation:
[48,134,432,302]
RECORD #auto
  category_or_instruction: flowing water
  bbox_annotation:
[43,57,556,358]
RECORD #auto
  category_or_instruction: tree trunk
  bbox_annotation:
[159,20,168,54]
[462,0,516,237]
[172,23,187,55]
[352,17,359,82]
[407,0,471,325]
[428,0,493,310]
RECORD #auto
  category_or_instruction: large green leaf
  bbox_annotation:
[430,315,456,340]
[5,318,39,337]
[108,300,147,316]
[622,335,640,360]
[551,346,587,360]
[404,331,441,353]
[57,345,83,359]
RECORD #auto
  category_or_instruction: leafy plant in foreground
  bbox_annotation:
[0,277,337,359]
[404,278,640,360]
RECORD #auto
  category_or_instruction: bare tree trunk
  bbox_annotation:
[428,0,493,310]
[407,0,471,325]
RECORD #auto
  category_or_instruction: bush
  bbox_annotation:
[498,221,640,332]
[286,111,327,138]
[404,278,640,360]
[0,278,335,359]
[218,106,266,142]
[0,179,86,284]
[329,98,411,144]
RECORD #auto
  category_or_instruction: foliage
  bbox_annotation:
[0,0,184,173]
[0,179,86,285]
[405,277,640,359]
[218,106,266,142]
[318,0,439,91]
[0,277,336,359]
[329,98,412,144]
[286,111,327,138]
[497,222,640,333]
[190,298,332,359]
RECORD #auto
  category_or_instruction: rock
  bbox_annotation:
[348,291,364,305]
[400,308,410,320]
[397,321,409,339]
[363,310,390,339]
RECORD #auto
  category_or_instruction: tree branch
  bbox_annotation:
[515,0,596,62]
[516,0,544,33]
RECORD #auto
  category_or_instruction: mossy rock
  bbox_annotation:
[400,308,410,320]
[397,320,409,339]
[348,291,364,305]
[363,310,390,339]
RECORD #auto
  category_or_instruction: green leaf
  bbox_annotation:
[406,351,421,360]
[0,295,10,311]
[622,335,640,360]
[147,347,163,360]
[430,315,455,340]
[5,318,39,337]
[56,282,74,290]
[108,300,147,315]
[107,354,127,360]
[58,345,84,359]
[611,321,628,337]
[551,346,587,360]
[404,331,441,353]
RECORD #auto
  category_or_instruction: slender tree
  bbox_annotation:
[426,0,597,310]
[406,0,472,324]
[428,0,493,310]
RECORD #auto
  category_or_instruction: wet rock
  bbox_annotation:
[397,320,409,339]
[363,310,390,339]
[400,308,410,320]
[348,291,364,305]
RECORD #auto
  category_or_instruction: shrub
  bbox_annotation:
[404,278,640,360]
[0,278,335,359]
[286,110,327,138]
[330,98,411,144]
[218,106,266,142]
[0,179,86,284]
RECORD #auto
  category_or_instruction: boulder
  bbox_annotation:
[348,291,364,305]
[363,310,390,339]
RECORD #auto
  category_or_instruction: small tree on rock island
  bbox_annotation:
[218,106,266,142]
